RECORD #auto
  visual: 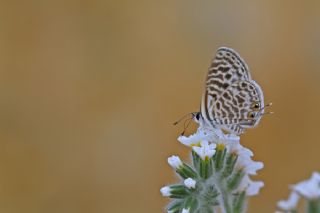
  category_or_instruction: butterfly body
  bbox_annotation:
[195,47,266,135]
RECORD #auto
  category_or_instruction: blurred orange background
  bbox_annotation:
[1,1,320,212]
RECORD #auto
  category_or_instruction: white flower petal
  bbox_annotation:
[295,173,320,198]
[160,186,171,197]
[192,146,204,159]
[245,161,264,175]
[216,132,240,144]
[192,140,216,160]
[182,208,190,213]
[229,142,253,162]
[277,191,300,211]
[237,176,264,196]
[184,178,196,189]
[236,154,264,176]
[178,135,201,147]
[293,178,320,199]
[167,156,183,170]
[178,128,212,146]
[311,172,320,183]
[246,180,264,196]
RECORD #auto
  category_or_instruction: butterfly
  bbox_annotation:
[192,47,271,135]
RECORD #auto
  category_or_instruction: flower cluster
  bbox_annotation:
[160,126,264,213]
[276,172,320,213]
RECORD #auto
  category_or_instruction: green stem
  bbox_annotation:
[307,199,320,213]
[233,191,246,213]
[221,188,232,213]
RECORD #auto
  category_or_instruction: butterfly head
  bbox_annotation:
[192,112,202,123]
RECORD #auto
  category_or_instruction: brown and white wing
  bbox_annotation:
[212,80,264,135]
[201,47,252,124]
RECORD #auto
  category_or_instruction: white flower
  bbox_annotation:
[246,180,264,196]
[192,140,216,160]
[236,155,263,175]
[178,128,212,147]
[292,174,320,199]
[184,178,196,189]
[178,126,239,147]
[160,186,171,197]
[244,160,264,175]
[277,191,300,211]
[228,141,253,157]
[231,140,262,175]
[238,175,264,196]
[215,129,240,145]
[167,155,183,170]
[311,172,320,182]
[181,208,190,213]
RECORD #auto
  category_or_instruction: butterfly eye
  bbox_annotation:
[248,111,255,119]
[251,102,260,111]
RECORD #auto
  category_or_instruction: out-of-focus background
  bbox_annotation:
[0,1,320,212]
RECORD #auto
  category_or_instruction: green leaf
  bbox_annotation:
[227,169,245,191]
[168,184,190,198]
[183,197,198,213]
[167,200,183,213]
[222,153,238,178]
[202,185,219,207]
[215,145,226,171]
[176,163,198,179]
[200,158,213,179]
[192,150,201,173]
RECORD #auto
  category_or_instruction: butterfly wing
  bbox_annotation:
[201,47,252,127]
[212,80,264,135]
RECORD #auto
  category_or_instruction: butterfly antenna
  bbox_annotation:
[261,111,274,116]
[260,102,272,112]
[181,118,193,136]
[173,112,194,125]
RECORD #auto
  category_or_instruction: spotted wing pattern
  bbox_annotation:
[200,47,265,135]
[213,80,264,134]
[205,47,251,103]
